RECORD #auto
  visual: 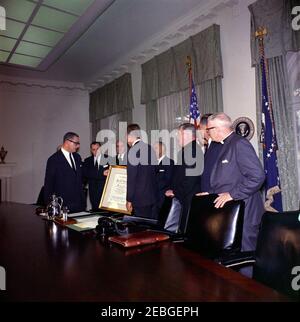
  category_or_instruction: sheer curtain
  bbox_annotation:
[142,24,224,136]
[157,91,188,131]
[157,80,223,132]
[89,73,134,140]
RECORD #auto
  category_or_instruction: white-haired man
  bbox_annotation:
[203,112,265,277]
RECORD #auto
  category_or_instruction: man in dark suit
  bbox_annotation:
[197,113,223,193]
[165,123,204,232]
[126,124,158,219]
[154,141,174,209]
[199,113,213,154]
[82,141,110,211]
[205,112,265,276]
[44,132,86,213]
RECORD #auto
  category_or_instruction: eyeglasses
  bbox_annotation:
[206,127,216,132]
[68,139,80,145]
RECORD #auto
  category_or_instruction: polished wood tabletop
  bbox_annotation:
[0,202,288,302]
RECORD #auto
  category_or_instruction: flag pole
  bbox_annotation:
[186,55,193,123]
[255,27,278,149]
[255,26,282,212]
[186,55,199,129]
[186,56,192,96]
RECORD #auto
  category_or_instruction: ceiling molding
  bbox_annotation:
[0,75,86,91]
[87,0,240,92]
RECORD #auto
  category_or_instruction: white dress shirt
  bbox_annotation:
[132,138,141,147]
[118,153,125,161]
[61,147,76,170]
[158,155,166,165]
[220,131,234,144]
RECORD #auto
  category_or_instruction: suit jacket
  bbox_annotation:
[209,132,265,235]
[157,156,174,204]
[171,140,204,205]
[170,140,204,233]
[108,153,127,166]
[126,140,158,207]
[82,154,109,210]
[200,141,223,192]
[116,153,127,166]
[44,150,86,213]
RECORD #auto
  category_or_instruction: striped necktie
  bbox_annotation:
[70,153,76,172]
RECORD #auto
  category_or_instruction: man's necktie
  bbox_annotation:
[95,159,98,169]
[70,153,76,171]
[204,144,208,155]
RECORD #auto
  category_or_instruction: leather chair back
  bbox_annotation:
[185,194,244,258]
[254,211,300,299]
[157,197,183,233]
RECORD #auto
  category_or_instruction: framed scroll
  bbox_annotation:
[99,165,131,214]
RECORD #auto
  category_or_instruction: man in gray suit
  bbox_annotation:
[204,113,265,277]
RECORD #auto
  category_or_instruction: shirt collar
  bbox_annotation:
[220,131,233,145]
[61,147,75,168]
[132,139,141,146]
[61,147,71,157]
[158,155,166,164]
[207,137,212,147]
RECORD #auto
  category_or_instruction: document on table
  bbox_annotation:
[67,215,101,231]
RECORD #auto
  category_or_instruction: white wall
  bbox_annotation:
[218,0,258,151]
[0,77,90,204]
[128,0,258,150]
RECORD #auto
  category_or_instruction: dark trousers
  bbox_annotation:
[133,204,158,219]
[239,223,260,278]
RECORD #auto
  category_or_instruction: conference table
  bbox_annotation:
[0,202,288,302]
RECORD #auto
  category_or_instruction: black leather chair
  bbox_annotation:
[184,194,244,259]
[220,211,300,300]
[158,197,183,234]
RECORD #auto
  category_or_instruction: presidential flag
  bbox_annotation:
[189,79,200,127]
[261,56,283,212]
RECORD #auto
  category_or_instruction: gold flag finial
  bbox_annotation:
[186,56,192,70]
[255,27,267,39]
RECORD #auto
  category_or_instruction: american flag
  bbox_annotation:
[261,56,283,212]
[189,79,200,126]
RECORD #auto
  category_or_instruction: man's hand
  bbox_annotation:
[165,190,175,197]
[195,192,209,196]
[214,192,233,208]
[103,169,109,176]
[126,201,133,212]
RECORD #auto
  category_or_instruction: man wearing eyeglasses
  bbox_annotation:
[44,132,86,213]
[200,113,265,277]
